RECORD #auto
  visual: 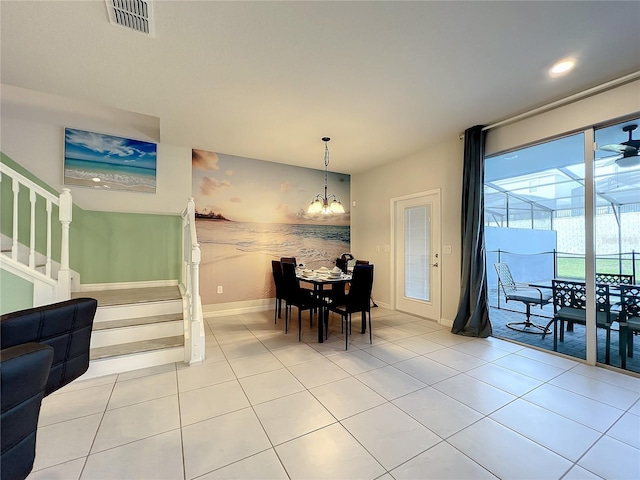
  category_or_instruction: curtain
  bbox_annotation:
[451,125,492,337]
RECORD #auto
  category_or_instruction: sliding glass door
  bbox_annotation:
[485,133,587,361]
[486,117,640,373]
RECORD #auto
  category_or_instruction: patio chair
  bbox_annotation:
[494,263,551,334]
[542,280,616,364]
[595,273,634,286]
[619,285,640,370]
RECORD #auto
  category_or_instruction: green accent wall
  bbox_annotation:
[0,269,34,314]
[1,153,181,285]
[72,210,182,283]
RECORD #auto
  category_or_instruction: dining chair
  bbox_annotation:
[542,280,616,364]
[595,273,634,286]
[619,285,640,369]
[281,262,322,341]
[280,257,297,265]
[328,264,374,350]
[494,263,551,333]
[271,260,286,324]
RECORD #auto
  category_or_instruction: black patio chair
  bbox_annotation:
[542,280,616,364]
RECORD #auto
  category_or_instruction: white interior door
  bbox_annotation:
[394,191,441,320]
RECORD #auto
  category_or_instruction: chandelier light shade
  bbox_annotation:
[308,137,345,215]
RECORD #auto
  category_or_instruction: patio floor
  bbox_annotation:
[489,306,640,375]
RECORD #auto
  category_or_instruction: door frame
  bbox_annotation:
[390,188,442,321]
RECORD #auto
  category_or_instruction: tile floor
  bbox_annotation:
[28,307,640,480]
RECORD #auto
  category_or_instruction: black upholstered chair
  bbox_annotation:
[281,262,322,341]
[1,343,53,480]
[328,264,374,350]
[0,297,97,480]
[271,260,286,324]
[1,298,98,395]
[280,257,297,265]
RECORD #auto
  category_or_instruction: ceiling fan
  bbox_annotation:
[599,124,640,168]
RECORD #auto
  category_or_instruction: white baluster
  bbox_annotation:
[46,199,52,277]
[29,190,36,269]
[57,188,73,300]
[11,179,19,261]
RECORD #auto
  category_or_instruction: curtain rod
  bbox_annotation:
[459,71,640,139]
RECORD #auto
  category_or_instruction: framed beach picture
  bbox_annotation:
[64,128,157,193]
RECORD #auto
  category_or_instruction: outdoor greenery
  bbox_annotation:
[557,257,638,280]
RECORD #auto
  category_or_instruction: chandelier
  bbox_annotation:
[307,137,345,214]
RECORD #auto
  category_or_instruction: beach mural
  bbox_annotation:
[64,128,157,193]
[192,148,350,305]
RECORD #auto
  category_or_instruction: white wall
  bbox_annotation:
[352,78,640,326]
[1,85,192,214]
[352,136,464,323]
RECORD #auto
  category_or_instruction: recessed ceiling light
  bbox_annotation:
[549,58,576,77]
[92,177,101,182]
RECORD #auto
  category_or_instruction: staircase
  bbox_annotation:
[2,161,205,372]
[75,285,186,379]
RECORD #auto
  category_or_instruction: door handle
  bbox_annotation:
[432,262,438,267]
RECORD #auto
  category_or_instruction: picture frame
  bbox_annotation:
[64,128,157,193]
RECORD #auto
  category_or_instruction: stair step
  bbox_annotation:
[90,335,184,360]
[72,285,181,307]
[93,313,183,331]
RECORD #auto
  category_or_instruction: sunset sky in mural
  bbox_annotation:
[192,149,350,225]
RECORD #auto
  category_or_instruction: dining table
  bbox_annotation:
[296,267,353,343]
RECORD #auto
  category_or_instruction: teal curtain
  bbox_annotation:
[452,125,492,337]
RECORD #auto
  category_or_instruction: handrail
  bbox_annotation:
[0,163,72,300]
[180,198,205,365]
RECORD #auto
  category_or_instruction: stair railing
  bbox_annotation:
[0,163,72,300]
[181,197,205,365]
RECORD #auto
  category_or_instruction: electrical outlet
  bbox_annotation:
[443,245,452,254]
[375,245,380,252]
[217,286,223,294]
[384,245,390,252]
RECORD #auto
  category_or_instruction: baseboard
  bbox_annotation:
[440,317,454,328]
[77,279,179,292]
[203,298,273,318]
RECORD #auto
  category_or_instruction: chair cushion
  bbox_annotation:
[554,307,615,326]
[507,291,552,305]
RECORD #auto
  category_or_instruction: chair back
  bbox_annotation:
[272,260,285,297]
[1,343,54,480]
[335,257,348,273]
[355,259,370,265]
[281,257,297,265]
[494,263,517,295]
[347,264,374,310]
[620,285,640,320]
[595,273,634,286]
[281,261,302,303]
[551,280,612,315]
[1,298,98,396]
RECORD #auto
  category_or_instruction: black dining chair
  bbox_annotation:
[328,264,374,350]
[271,260,286,324]
[280,257,297,266]
[281,262,323,341]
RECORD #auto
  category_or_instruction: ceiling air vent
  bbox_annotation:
[105,0,155,37]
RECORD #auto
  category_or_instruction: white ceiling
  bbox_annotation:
[1,1,639,174]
